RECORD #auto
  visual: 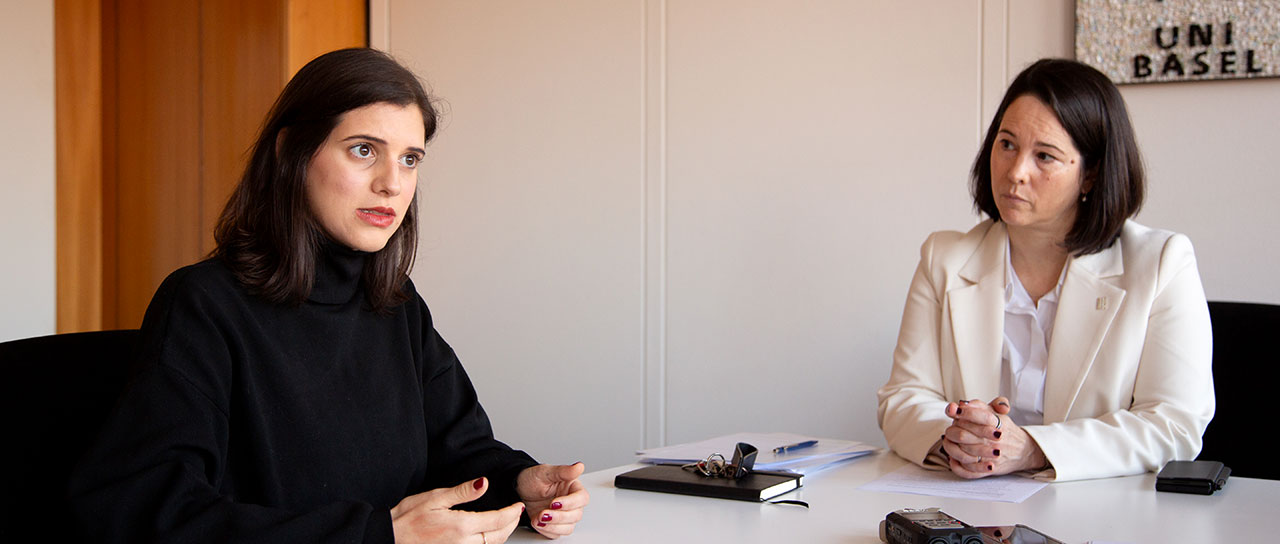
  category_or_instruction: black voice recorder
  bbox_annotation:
[879,508,984,544]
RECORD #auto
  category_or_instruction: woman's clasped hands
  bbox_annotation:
[390,462,589,543]
[941,397,1047,479]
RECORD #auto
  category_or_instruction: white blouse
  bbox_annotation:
[1001,238,1068,427]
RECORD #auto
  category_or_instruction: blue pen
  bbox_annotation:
[772,440,818,455]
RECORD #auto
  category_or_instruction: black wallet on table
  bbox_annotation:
[1156,460,1230,495]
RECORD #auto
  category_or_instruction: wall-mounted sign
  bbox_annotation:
[1076,0,1279,84]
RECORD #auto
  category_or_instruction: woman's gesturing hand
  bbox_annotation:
[517,463,590,539]
[941,397,1048,478]
[391,477,524,544]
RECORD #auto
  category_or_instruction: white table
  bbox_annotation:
[510,450,1275,543]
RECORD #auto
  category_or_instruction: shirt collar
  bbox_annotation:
[1003,235,1068,309]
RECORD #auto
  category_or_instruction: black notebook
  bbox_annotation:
[614,464,802,502]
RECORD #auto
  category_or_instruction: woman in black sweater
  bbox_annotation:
[69,48,587,544]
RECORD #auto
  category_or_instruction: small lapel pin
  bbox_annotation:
[1096,296,1108,310]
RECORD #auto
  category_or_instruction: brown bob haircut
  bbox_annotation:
[970,58,1145,256]
[214,48,437,310]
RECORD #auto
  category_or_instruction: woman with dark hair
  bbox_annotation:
[876,59,1213,482]
[70,48,587,543]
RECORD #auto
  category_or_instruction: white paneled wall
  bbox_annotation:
[0,0,1274,473]
[659,0,980,447]
[379,0,1280,471]
[388,1,647,469]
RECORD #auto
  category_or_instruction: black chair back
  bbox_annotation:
[0,329,140,542]
[1198,301,1280,480]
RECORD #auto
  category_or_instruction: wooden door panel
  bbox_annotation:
[200,0,288,256]
[54,0,106,332]
[114,0,203,328]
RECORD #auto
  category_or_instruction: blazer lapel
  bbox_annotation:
[1042,238,1126,422]
[948,223,1006,402]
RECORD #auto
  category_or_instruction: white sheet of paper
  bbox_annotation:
[636,432,876,474]
[859,463,1048,503]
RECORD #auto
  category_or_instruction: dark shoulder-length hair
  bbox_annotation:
[970,58,1145,255]
[214,47,437,310]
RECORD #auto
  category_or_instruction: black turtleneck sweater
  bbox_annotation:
[69,244,536,543]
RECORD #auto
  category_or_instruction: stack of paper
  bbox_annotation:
[636,432,876,475]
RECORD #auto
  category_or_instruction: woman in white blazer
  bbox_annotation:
[877,59,1213,482]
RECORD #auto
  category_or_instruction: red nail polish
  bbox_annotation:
[987,464,994,471]
[993,431,1002,439]
[541,513,552,522]
[993,449,1000,457]
[551,501,563,510]
[473,477,485,490]
[537,522,547,527]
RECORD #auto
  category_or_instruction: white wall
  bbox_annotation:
[3,1,1272,471]
[1123,79,1280,303]
[0,0,56,343]
[383,0,1280,473]
[658,0,978,448]
[386,1,647,470]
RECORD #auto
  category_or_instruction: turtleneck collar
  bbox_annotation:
[308,239,368,305]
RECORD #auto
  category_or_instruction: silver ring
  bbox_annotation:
[994,415,1003,429]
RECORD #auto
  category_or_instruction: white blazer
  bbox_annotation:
[877,219,1214,481]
